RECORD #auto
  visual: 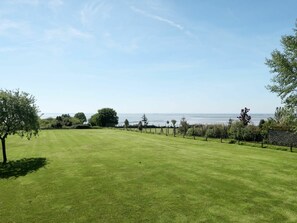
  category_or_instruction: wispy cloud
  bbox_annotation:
[80,0,113,25]
[44,27,93,42]
[130,6,184,31]
[0,19,30,36]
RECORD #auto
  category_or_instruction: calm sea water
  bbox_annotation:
[42,113,273,126]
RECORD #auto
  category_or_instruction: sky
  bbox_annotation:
[1,0,297,114]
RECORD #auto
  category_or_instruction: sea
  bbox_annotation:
[42,113,273,126]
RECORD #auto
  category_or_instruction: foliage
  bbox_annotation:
[237,107,251,126]
[0,89,39,163]
[39,117,55,129]
[74,112,87,124]
[228,121,245,143]
[138,121,143,132]
[90,108,119,127]
[242,125,262,142]
[266,21,297,108]
[178,117,189,137]
[89,113,99,126]
[205,128,214,141]
[72,124,92,129]
[171,119,177,137]
[274,106,297,130]
[124,119,129,129]
[142,114,148,127]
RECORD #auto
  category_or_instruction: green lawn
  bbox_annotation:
[1,129,297,222]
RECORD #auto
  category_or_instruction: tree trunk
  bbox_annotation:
[290,144,293,152]
[220,137,223,143]
[1,138,7,164]
[261,140,264,148]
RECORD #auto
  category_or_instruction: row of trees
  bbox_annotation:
[39,108,119,129]
[126,109,267,145]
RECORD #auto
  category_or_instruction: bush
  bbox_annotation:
[72,124,92,129]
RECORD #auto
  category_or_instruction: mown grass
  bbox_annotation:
[1,129,297,222]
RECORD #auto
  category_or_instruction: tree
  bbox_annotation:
[266,21,297,108]
[274,106,296,129]
[74,112,87,124]
[229,121,245,144]
[0,89,39,163]
[138,121,143,132]
[166,120,169,136]
[179,117,189,138]
[237,107,251,126]
[90,108,119,127]
[124,119,129,129]
[171,119,177,137]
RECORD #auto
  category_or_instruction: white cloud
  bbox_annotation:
[80,0,113,25]
[44,27,93,42]
[130,6,184,31]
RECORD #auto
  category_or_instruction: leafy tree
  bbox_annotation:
[53,114,80,128]
[179,117,189,138]
[274,106,296,129]
[61,114,72,126]
[138,121,143,132]
[91,108,119,127]
[0,89,39,163]
[39,117,55,129]
[89,113,99,126]
[237,107,251,126]
[171,119,177,137]
[124,119,129,129]
[142,114,148,128]
[229,121,245,144]
[74,112,87,124]
[205,128,214,141]
[266,21,297,108]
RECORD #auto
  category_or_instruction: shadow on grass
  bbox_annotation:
[0,158,47,179]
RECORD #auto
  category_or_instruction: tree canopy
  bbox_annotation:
[237,107,251,126]
[0,89,39,163]
[89,108,118,127]
[74,112,87,124]
[266,21,297,108]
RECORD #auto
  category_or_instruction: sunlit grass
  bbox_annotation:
[1,129,297,222]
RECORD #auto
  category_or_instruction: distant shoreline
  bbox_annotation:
[41,113,273,125]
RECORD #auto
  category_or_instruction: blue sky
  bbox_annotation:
[1,0,296,114]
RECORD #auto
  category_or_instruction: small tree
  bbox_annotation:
[138,121,143,132]
[205,128,214,141]
[179,117,189,138]
[124,119,129,130]
[0,89,39,163]
[229,121,245,144]
[142,114,148,131]
[74,112,87,124]
[238,107,251,126]
[192,125,196,140]
[171,119,177,137]
[166,120,169,136]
